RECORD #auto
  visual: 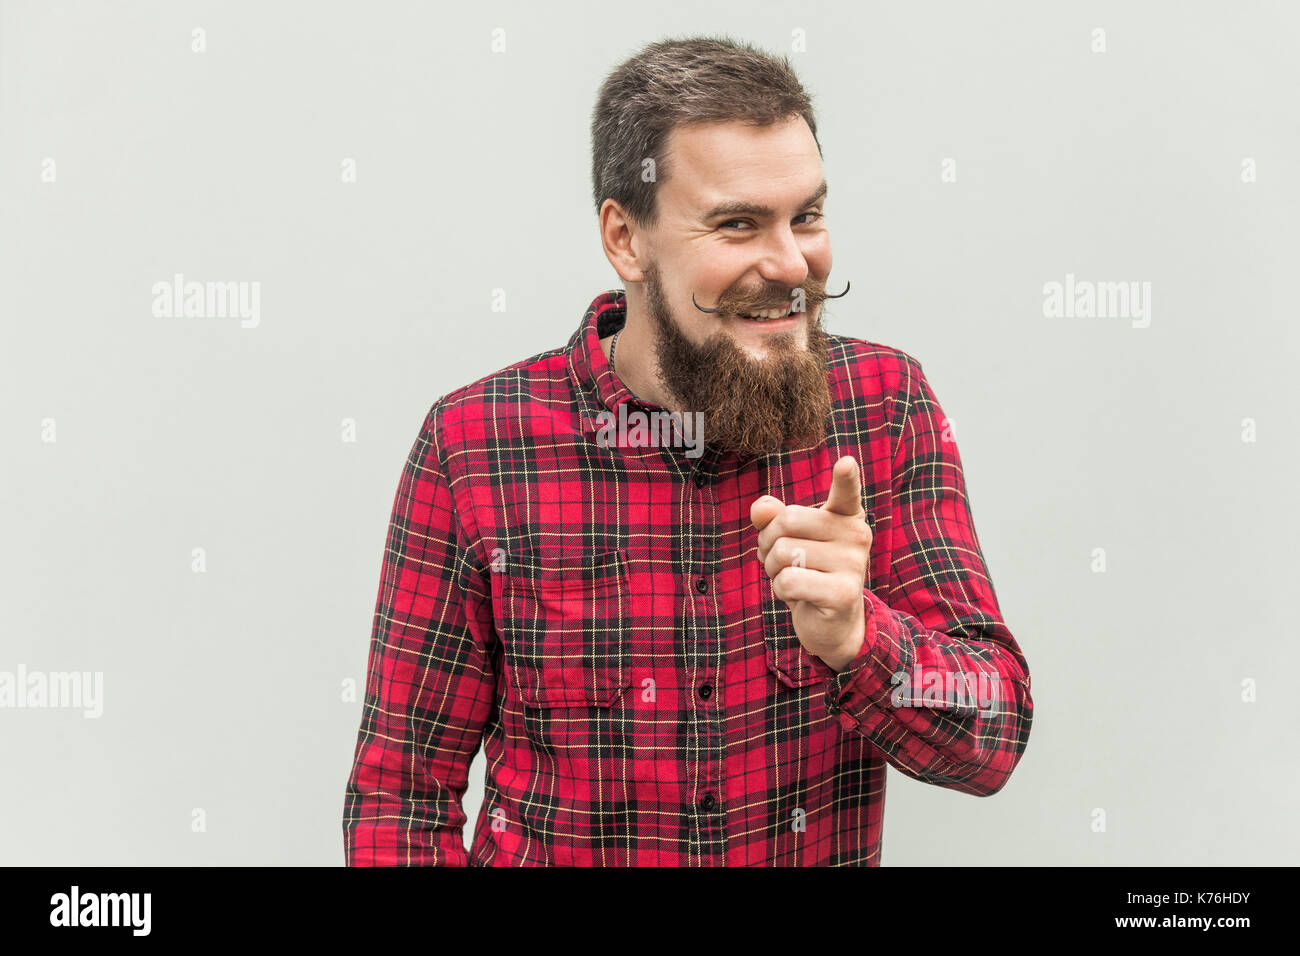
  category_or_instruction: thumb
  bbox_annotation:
[750,495,783,531]
[822,455,863,517]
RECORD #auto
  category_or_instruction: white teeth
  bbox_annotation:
[740,307,794,320]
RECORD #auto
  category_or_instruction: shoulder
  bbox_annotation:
[419,345,572,446]
[826,332,927,410]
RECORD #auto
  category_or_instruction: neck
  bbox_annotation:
[601,307,680,411]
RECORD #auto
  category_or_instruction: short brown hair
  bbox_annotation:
[590,35,822,228]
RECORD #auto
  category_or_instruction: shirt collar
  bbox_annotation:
[567,289,645,442]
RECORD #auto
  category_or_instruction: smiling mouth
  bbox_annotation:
[733,306,801,322]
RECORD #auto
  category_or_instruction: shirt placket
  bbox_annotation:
[680,443,726,865]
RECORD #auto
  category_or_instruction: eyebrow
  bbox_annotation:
[700,180,828,222]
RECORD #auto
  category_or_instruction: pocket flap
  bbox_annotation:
[496,547,631,708]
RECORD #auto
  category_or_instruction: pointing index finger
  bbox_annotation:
[821,455,863,518]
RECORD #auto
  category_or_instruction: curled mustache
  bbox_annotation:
[691,280,850,314]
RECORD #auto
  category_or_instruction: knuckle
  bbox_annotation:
[843,579,861,605]
[771,567,788,597]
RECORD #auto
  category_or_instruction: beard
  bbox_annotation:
[642,260,833,460]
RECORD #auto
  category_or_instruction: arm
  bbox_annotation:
[342,401,496,864]
[810,360,1033,796]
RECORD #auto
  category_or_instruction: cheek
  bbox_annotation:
[699,251,751,290]
[668,257,728,310]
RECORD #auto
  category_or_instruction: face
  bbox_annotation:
[638,115,835,458]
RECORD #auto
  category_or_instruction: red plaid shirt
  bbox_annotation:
[342,289,1033,866]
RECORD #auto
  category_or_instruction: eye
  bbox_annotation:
[718,212,824,231]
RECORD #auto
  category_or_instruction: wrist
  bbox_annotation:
[822,611,868,672]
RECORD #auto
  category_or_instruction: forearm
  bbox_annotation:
[343,768,473,866]
[342,400,496,865]
[811,588,1033,796]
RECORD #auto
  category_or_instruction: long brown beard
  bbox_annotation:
[643,260,833,459]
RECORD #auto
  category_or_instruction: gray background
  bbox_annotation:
[2,0,1296,865]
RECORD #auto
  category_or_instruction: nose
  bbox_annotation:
[755,225,809,295]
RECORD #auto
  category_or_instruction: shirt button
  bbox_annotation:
[699,792,716,811]
[693,471,707,487]
[695,577,708,594]
[698,682,712,700]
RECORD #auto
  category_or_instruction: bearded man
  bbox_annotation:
[343,35,1033,866]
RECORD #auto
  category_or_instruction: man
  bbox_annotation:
[342,35,1032,866]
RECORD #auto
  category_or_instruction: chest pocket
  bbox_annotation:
[496,547,631,708]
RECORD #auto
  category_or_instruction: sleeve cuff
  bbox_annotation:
[811,588,916,726]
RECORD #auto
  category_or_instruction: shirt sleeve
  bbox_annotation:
[342,401,497,864]
[809,359,1033,797]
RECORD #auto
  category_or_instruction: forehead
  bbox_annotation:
[660,116,824,215]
